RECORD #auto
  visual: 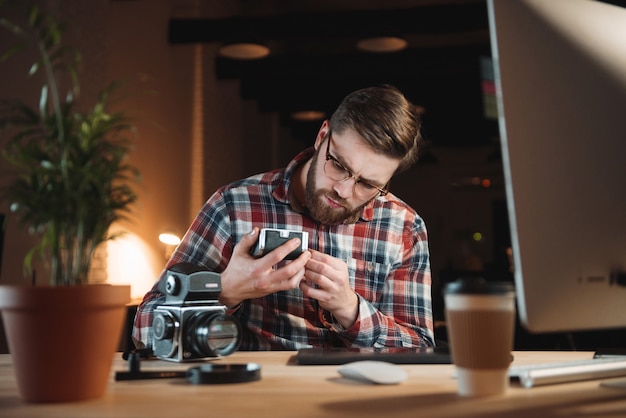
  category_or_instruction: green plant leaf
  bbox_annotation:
[1,1,140,286]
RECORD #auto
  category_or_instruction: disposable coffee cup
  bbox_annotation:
[444,277,515,397]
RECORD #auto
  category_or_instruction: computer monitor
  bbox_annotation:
[487,0,626,334]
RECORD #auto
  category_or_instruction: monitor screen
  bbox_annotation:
[487,0,626,333]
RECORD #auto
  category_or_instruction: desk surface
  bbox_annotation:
[1,351,626,417]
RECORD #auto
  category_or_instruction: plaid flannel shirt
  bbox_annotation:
[133,147,434,350]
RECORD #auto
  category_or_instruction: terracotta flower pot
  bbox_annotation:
[0,284,130,403]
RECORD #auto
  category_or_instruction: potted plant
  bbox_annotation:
[0,1,138,403]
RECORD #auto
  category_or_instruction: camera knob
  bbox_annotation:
[164,274,181,295]
[153,313,175,340]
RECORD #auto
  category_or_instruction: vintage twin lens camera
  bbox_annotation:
[152,262,241,362]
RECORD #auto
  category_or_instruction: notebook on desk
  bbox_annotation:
[295,346,451,365]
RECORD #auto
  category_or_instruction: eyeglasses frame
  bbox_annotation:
[324,132,389,198]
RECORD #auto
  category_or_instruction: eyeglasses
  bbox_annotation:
[324,132,389,199]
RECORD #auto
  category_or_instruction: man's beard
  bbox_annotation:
[304,149,369,225]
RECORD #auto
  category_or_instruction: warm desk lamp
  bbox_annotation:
[159,232,181,259]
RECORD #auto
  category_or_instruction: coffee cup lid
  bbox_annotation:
[444,277,514,295]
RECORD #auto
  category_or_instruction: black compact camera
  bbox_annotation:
[152,263,241,362]
[250,228,308,260]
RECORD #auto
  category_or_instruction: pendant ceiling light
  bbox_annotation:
[356,36,408,53]
[218,42,270,60]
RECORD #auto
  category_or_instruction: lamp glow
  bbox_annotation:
[159,233,181,246]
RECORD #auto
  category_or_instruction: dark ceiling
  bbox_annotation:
[166,0,621,148]
[167,0,494,148]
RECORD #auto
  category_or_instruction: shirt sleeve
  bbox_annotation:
[131,284,165,349]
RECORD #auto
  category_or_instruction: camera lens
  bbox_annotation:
[187,312,241,357]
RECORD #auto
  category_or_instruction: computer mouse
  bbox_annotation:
[337,361,408,385]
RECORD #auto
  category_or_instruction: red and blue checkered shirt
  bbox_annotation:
[133,148,434,350]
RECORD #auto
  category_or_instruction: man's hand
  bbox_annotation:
[219,227,311,307]
[300,250,359,329]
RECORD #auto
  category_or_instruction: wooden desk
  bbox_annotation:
[1,351,625,417]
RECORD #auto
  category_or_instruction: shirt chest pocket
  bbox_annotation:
[346,258,393,303]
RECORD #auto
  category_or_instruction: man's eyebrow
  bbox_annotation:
[331,149,385,188]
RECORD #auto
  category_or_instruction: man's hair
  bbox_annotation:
[329,85,423,174]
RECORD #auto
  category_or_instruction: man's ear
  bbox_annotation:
[313,120,330,150]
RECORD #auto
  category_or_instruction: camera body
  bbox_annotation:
[250,228,308,260]
[152,263,241,362]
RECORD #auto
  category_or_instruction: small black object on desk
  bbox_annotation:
[115,351,186,381]
[115,351,262,384]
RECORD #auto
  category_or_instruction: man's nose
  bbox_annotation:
[333,177,355,199]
